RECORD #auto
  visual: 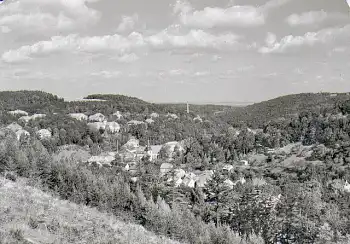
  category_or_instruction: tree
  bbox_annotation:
[203,167,231,226]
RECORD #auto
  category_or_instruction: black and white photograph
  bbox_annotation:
[1,0,350,243]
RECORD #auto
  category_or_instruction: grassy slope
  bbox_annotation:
[0,177,183,244]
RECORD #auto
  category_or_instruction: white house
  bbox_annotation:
[88,113,105,122]
[69,113,88,121]
[113,111,123,119]
[8,110,28,116]
[147,145,162,161]
[167,113,178,119]
[36,129,52,140]
[19,114,46,123]
[145,118,154,124]
[87,155,115,167]
[16,129,30,141]
[150,112,159,118]
[105,122,121,133]
[127,120,145,125]
[344,181,350,193]
[193,115,203,122]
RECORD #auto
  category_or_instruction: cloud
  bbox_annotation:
[116,14,138,33]
[91,70,122,78]
[2,29,241,63]
[286,10,332,26]
[0,0,100,34]
[173,0,264,28]
[259,25,350,54]
[147,29,240,50]
[172,0,290,28]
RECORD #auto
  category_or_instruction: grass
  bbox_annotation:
[0,176,183,244]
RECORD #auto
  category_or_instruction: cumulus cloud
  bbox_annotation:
[172,0,290,28]
[116,14,138,33]
[259,25,350,54]
[147,29,240,50]
[2,29,241,63]
[286,10,331,26]
[0,0,100,33]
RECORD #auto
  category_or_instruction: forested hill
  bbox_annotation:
[72,93,234,115]
[219,92,350,128]
[1,90,350,122]
[84,94,149,104]
[0,90,65,114]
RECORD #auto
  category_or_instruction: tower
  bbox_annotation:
[187,102,190,114]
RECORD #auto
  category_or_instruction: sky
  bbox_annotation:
[0,0,350,103]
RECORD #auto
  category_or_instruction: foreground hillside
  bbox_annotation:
[0,177,182,244]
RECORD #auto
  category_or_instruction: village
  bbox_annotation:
[5,106,350,195]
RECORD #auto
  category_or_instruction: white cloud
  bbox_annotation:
[0,25,11,33]
[147,29,240,50]
[0,0,100,33]
[173,0,264,28]
[286,10,330,26]
[259,25,350,54]
[2,29,241,63]
[91,70,122,78]
[172,0,290,29]
[116,14,138,33]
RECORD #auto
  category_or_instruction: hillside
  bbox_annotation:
[0,90,65,114]
[0,176,182,244]
[220,92,350,128]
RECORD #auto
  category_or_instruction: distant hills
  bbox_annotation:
[1,90,349,128]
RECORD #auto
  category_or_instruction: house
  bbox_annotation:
[193,115,203,122]
[345,181,350,193]
[167,113,178,119]
[123,138,140,150]
[105,122,120,133]
[182,172,197,188]
[147,145,162,161]
[88,113,105,122]
[36,129,52,140]
[87,155,115,167]
[166,169,186,187]
[8,110,28,116]
[87,121,120,134]
[222,164,234,172]
[69,113,88,121]
[150,112,159,118]
[145,118,154,124]
[16,129,30,141]
[19,114,46,123]
[239,160,249,166]
[160,163,173,176]
[127,120,145,125]
[194,170,214,188]
[160,141,184,158]
[223,179,235,189]
[87,122,106,132]
[113,111,123,119]
[6,122,30,141]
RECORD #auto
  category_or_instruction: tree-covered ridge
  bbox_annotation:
[85,94,149,104]
[221,92,350,128]
[0,90,65,114]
